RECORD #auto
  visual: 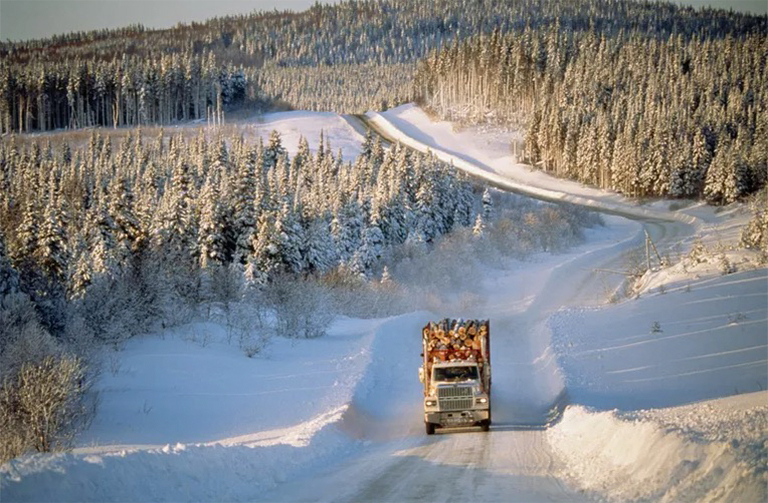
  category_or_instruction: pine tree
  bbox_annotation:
[232,144,257,262]
[0,230,20,296]
[472,213,486,238]
[481,187,493,221]
[109,175,141,259]
[275,199,305,274]
[358,216,385,273]
[303,217,336,274]
[250,211,281,281]
[704,139,731,204]
[36,185,69,282]
[198,174,227,269]
[415,180,437,242]
[89,206,119,279]
[68,233,93,299]
[264,130,286,171]
[16,196,41,269]
[380,265,393,286]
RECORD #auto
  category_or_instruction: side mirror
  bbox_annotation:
[418,367,424,383]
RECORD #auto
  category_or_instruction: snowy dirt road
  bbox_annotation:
[261,215,650,503]
[275,428,583,503]
[257,112,700,503]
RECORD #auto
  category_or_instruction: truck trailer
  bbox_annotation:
[419,319,491,434]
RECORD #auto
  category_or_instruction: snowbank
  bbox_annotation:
[1,409,354,502]
[548,395,767,502]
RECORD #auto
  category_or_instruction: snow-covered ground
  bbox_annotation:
[2,106,766,502]
[243,110,364,161]
[80,317,380,447]
[548,392,767,503]
[25,109,366,162]
[550,266,767,410]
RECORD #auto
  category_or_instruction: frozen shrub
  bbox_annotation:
[0,354,94,462]
[265,277,334,339]
[75,276,145,347]
[238,330,271,358]
[226,296,270,355]
[718,253,736,275]
[740,206,768,252]
[687,239,707,264]
[0,293,60,381]
[208,264,245,314]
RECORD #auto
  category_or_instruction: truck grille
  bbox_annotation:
[437,386,473,411]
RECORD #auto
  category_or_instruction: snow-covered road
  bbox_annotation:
[275,428,585,503]
[261,216,643,502]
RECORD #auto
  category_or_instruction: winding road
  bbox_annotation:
[259,113,696,502]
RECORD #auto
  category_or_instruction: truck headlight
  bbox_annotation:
[476,397,488,404]
[425,400,437,407]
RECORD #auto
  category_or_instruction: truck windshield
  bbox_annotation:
[433,366,479,382]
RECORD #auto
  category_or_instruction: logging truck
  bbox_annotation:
[419,319,491,434]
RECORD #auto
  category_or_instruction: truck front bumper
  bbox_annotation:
[425,409,489,427]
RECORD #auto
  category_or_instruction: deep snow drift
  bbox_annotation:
[548,392,767,503]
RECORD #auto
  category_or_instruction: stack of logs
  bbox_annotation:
[423,319,488,362]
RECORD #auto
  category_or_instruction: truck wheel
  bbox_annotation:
[481,407,492,432]
[425,422,435,435]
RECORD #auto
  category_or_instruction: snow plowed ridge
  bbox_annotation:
[548,400,767,503]
[0,413,354,502]
[366,105,698,225]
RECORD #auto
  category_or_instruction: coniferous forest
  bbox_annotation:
[1,0,764,130]
[1,0,764,201]
[415,27,767,203]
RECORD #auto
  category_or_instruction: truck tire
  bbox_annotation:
[481,406,492,431]
[425,422,436,435]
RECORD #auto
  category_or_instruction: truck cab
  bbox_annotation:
[420,361,490,433]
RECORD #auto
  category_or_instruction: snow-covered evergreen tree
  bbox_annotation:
[198,174,228,269]
[275,199,305,274]
[472,213,486,238]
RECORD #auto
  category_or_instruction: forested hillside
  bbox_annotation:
[2,0,764,131]
[415,27,767,203]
